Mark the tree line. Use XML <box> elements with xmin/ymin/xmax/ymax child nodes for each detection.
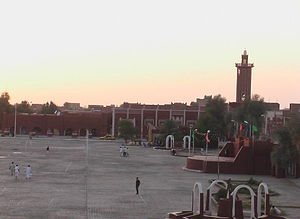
<box><xmin>0</xmin><ymin>92</ymin><xmax>59</xmax><ymax>115</ymax></box>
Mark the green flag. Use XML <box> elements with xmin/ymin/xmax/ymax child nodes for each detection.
<box><xmin>252</xmin><ymin>125</ymin><xmax>258</xmax><ymax>132</ymax></box>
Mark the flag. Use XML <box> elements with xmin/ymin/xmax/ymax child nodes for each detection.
<box><xmin>239</xmin><ymin>123</ymin><xmax>243</xmax><ymax>131</ymax></box>
<box><xmin>252</xmin><ymin>125</ymin><xmax>258</xmax><ymax>132</ymax></box>
<box><xmin>205</xmin><ymin>133</ymin><xmax>211</xmax><ymax>143</ymax></box>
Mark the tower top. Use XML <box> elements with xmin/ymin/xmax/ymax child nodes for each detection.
<box><xmin>243</xmin><ymin>49</ymin><xmax>247</xmax><ymax>55</ymax></box>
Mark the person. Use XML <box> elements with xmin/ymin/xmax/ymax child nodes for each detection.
<box><xmin>120</xmin><ymin>146</ymin><xmax>124</xmax><ymax>156</ymax></box>
<box><xmin>25</xmin><ymin>165</ymin><xmax>32</xmax><ymax>179</ymax></box>
<box><xmin>9</xmin><ymin>162</ymin><xmax>15</xmax><ymax>176</ymax></box>
<box><xmin>46</xmin><ymin>146</ymin><xmax>49</xmax><ymax>152</ymax></box>
<box><xmin>171</xmin><ymin>149</ymin><xmax>176</xmax><ymax>156</ymax></box>
<box><xmin>136</xmin><ymin>177</ymin><xmax>141</xmax><ymax>195</ymax></box>
<box><xmin>270</xmin><ymin>205</ymin><xmax>281</xmax><ymax>215</ymax></box>
<box><xmin>15</xmin><ymin>164</ymin><xmax>20</xmax><ymax>180</ymax></box>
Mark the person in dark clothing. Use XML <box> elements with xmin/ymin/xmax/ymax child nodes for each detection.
<box><xmin>136</xmin><ymin>177</ymin><xmax>141</xmax><ymax>195</ymax></box>
<box><xmin>46</xmin><ymin>146</ymin><xmax>49</xmax><ymax>151</ymax></box>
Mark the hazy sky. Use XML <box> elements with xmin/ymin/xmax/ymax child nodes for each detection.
<box><xmin>1</xmin><ymin>0</ymin><xmax>299</xmax><ymax>108</ymax></box>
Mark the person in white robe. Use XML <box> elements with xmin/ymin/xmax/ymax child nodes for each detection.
<box><xmin>15</xmin><ymin>165</ymin><xmax>20</xmax><ymax>180</ymax></box>
<box><xmin>26</xmin><ymin>165</ymin><xmax>32</xmax><ymax>179</ymax></box>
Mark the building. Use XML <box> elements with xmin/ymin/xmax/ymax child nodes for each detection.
<box><xmin>63</xmin><ymin>102</ymin><xmax>81</xmax><ymax>111</ymax></box>
<box><xmin>235</xmin><ymin>50</ymin><xmax>254</xmax><ymax>102</ymax></box>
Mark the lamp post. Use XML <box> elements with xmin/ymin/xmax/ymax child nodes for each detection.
<box><xmin>231</xmin><ymin>120</ymin><xmax>238</xmax><ymax>138</ymax></box>
<box><xmin>192</xmin><ymin>129</ymin><xmax>197</xmax><ymax>155</ymax></box>
<box><xmin>205</xmin><ymin>130</ymin><xmax>210</xmax><ymax>156</ymax></box>
<box><xmin>189</xmin><ymin>125</ymin><xmax>193</xmax><ymax>156</ymax></box>
<box><xmin>14</xmin><ymin>103</ymin><xmax>17</xmax><ymax>138</ymax></box>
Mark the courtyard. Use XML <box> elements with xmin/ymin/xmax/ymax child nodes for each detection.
<box><xmin>0</xmin><ymin>137</ymin><xmax>299</xmax><ymax>219</ymax></box>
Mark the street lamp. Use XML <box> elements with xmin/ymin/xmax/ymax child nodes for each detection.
<box><xmin>205</xmin><ymin>130</ymin><xmax>210</xmax><ymax>156</ymax></box>
<box><xmin>189</xmin><ymin>125</ymin><xmax>193</xmax><ymax>156</ymax></box>
<box><xmin>231</xmin><ymin>120</ymin><xmax>238</xmax><ymax>138</ymax></box>
<box><xmin>192</xmin><ymin>129</ymin><xmax>197</xmax><ymax>155</ymax></box>
<box><xmin>14</xmin><ymin>103</ymin><xmax>17</xmax><ymax>138</ymax></box>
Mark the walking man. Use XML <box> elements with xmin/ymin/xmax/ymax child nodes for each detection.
<box><xmin>25</xmin><ymin>165</ymin><xmax>32</xmax><ymax>179</ymax></box>
<box><xmin>9</xmin><ymin>162</ymin><xmax>15</xmax><ymax>176</ymax></box>
<box><xmin>15</xmin><ymin>164</ymin><xmax>20</xmax><ymax>180</ymax></box>
<box><xmin>136</xmin><ymin>177</ymin><xmax>141</xmax><ymax>195</ymax></box>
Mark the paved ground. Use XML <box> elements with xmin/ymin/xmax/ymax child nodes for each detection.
<box><xmin>0</xmin><ymin>137</ymin><xmax>299</xmax><ymax>219</ymax></box>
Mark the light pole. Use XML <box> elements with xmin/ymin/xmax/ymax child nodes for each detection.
<box><xmin>231</xmin><ymin>120</ymin><xmax>238</xmax><ymax>138</ymax></box>
<box><xmin>189</xmin><ymin>125</ymin><xmax>192</xmax><ymax>156</ymax></box>
<box><xmin>205</xmin><ymin>130</ymin><xmax>210</xmax><ymax>156</ymax></box>
<box><xmin>14</xmin><ymin>103</ymin><xmax>17</xmax><ymax>138</ymax></box>
<box><xmin>192</xmin><ymin>129</ymin><xmax>197</xmax><ymax>155</ymax></box>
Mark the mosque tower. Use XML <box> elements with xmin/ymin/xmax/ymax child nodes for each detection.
<box><xmin>235</xmin><ymin>50</ymin><xmax>254</xmax><ymax>102</ymax></box>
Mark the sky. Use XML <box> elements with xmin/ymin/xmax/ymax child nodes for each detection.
<box><xmin>0</xmin><ymin>0</ymin><xmax>299</xmax><ymax>109</ymax></box>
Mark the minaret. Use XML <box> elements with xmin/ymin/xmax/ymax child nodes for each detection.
<box><xmin>235</xmin><ymin>50</ymin><xmax>254</xmax><ymax>102</ymax></box>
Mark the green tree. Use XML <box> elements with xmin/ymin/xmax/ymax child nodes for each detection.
<box><xmin>0</xmin><ymin>92</ymin><xmax>13</xmax><ymax>127</ymax></box>
<box><xmin>234</xmin><ymin>94</ymin><xmax>267</xmax><ymax>135</ymax></box>
<box><xmin>159</xmin><ymin>120</ymin><xmax>187</xmax><ymax>142</ymax></box>
<box><xmin>0</xmin><ymin>92</ymin><xmax>12</xmax><ymax>113</ymax></box>
<box><xmin>17</xmin><ymin>101</ymin><xmax>32</xmax><ymax>113</ymax></box>
<box><xmin>271</xmin><ymin>127</ymin><xmax>299</xmax><ymax>170</ymax></box>
<box><xmin>195</xmin><ymin>95</ymin><xmax>228</xmax><ymax>142</ymax></box>
<box><xmin>40</xmin><ymin>101</ymin><xmax>58</xmax><ymax>114</ymax></box>
<box><xmin>117</xmin><ymin>119</ymin><xmax>137</xmax><ymax>143</ymax></box>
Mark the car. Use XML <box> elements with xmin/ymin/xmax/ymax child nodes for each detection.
<box><xmin>99</xmin><ymin>135</ymin><xmax>116</xmax><ymax>140</ymax></box>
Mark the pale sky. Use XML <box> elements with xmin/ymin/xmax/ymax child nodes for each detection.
<box><xmin>1</xmin><ymin>0</ymin><xmax>299</xmax><ymax>108</ymax></box>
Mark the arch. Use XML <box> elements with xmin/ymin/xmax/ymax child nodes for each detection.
<box><xmin>183</xmin><ymin>135</ymin><xmax>191</xmax><ymax>149</ymax></box>
<box><xmin>32</xmin><ymin>127</ymin><xmax>42</xmax><ymax>135</ymax></box>
<box><xmin>20</xmin><ymin>126</ymin><xmax>28</xmax><ymax>135</ymax></box>
<box><xmin>53</xmin><ymin>128</ymin><xmax>60</xmax><ymax>136</ymax></box>
<box><xmin>79</xmin><ymin>129</ymin><xmax>86</xmax><ymax>136</ymax></box>
<box><xmin>193</xmin><ymin>182</ymin><xmax>204</xmax><ymax>215</ymax></box>
<box><xmin>206</xmin><ymin>180</ymin><xmax>228</xmax><ymax>212</ymax></box>
<box><xmin>165</xmin><ymin>135</ymin><xmax>174</xmax><ymax>149</ymax></box>
<box><xmin>91</xmin><ymin>128</ymin><xmax>97</xmax><ymax>137</ymax></box>
<box><xmin>257</xmin><ymin>182</ymin><xmax>269</xmax><ymax>216</ymax></box>
<box><xmin>231</xmin><ymin>185</ymin><xmax>256</xmax><ymax>219</ymax></box>
<box><xmin>64</xmin><ymin>128</ymin><xmax>73</xmax><ymax>136</ymax></box>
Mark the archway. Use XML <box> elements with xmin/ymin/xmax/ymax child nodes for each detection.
<box><xmin>64</xmin><ymin>128</ymin><xmax>73</xmax><ymax>136</ymax></box>
<box><xmin>165</xmin><ymin>135</ymin><xmax>174</xmax><ymax>149</ymax></box>
<box><xmin>20</xmin><ymin>126</ymin><xmax>28</xmax><ymax>135</ymax></box>
<box><xmin>32</xmin><ymin>127</ymin><xmax>42</xmax><ymax>135</ymax></box>
<box><xmin>257</xmin><ymin>182</ymin><xmax>269</xmax><ymax>217</ymax></box>
<box><xmin>206</xmin><ymin>180</ymin><xmax>228</xmax><ymax>212</ymax></box>
<box><xmin>192</xmin><ymin>182</ymin><xmax>204</xmax><ymax>215</ymax></box>
<box><xmin>231</xmin><ymin>185</ymin><xmax>256</xmax><ymax>219</ymax></box>
<box><xmin>79</xmin><ymin>129</ymin><xmax>86</xmax><ymax>136</ymax></box>
<box><xmin>183</xmin><ymin>135</ymin><xmax>191</xmax><ymax>149</ymax></box>
<box><xmin>53</xmin><ymin>129</ymin><xmax>60</xmax><ymax>136</ymax></box>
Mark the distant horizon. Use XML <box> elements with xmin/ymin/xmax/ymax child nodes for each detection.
<box><xmin>1</xmin><ymin>1</ymin><xmax>299</xmax><ymax>109</ymax></box>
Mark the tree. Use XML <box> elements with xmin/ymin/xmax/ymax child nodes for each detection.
<box><xmin>40</xmin><ymin>101</ymin><xmax>58</xmax><ymax>114</ymax></box>
<box><xmin>159</xmin><ymin>120</ymin><xmax>187</xmax><ymax>142</ymax></box>
<box><xmin>194</xmin><ymin>95</ymin><xmax>228</xmax><ymax>145</ymax></box>
<box><xmin>234</xmin><ymin>94</ymin><xmax>267</xmax><ymax>135</ymax></box>
<box><xmin>0</xmin><ymin>92</ymin><xmax>12</xmax><ymax>113</ymax></box>
<box><xmin>17</xmin><ymin>101</ymin><xmax>32</xmax><ymax>113</ymax></box>
<box><xmin>118</xmin><ymin>119</ymin><xmax>137</xmax><ymax>143</ymax></box>
<box><xmin>271</xmin><ymin>127</ymin><xmax>299</xmax><ymax>170</ymax></box>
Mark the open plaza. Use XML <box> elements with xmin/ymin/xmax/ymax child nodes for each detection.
<box><xmin>0</xmin><ymin>137</ymin><xmax>299</xmax><ymax>219</ymax></box>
